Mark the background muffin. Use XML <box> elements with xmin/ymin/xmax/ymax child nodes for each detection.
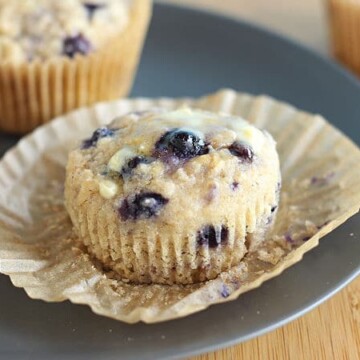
<box><xmin>65</xmin><ymin>108</ymin><xmax>281</xmax><ymax>285</ymax></box>
<box><xmin>0</xmin><ymin>0</ymin><xmax>152</xmax><ymax>133</ymax></box>
<box><xmin>327</xmin><ymin>0</ymin><xmax>360</xmax><ymax>76</ymax></box>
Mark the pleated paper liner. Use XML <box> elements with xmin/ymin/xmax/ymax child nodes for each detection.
<box><xmin>327</xmin><ymin>0</ymin><xmax>360</xmax><ymax>76</ymax></box>
<box><xmin>0</xmin><ymin>0</ymin><xmax>152</xmax><ymax>134</ymax></box>
<box><xmin>0</xmin><ymin>89</ymin><xmax>359</xmax><ymax>323</ymax></box>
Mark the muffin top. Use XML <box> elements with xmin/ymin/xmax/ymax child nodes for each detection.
<box><xmin>74</xmin><ymin>108</ymin><xmax>279</xmax><ymax>227</ymax></box>
<box><xmin>0</xmin><ymin>0</ymin><xmax>131</xmax><ymax>63</ymax></box>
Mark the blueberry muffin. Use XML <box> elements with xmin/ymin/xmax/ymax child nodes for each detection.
<box><xmin>65</xmin><ymin>108</ymin><xmax>281</xmax><ymax>285</ymax></box>
<box><xmin>0</xmin><ymin>0</ymin><xmax>152</xmax><ymax>133</ymax></box>
<box><xmin>0</xmin><ymin>0</ymin><xmax>131</xmax><ymax>62</ymax></box>
<box><xmin>327</xmin><ymin>0</ymin><xmax>360</xmax><ymax>76</ymax></box>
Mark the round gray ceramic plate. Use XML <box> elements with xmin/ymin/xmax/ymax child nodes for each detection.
<box><xmin>0</xmin><ymin>3</ymin><xmax>360</xmax><ymax>360</ymax></box>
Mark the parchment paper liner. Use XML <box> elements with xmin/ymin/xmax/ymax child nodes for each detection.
<box><xmin>327</xmin><ymin>0</ymin><xmax>360</xmax><ymax>76</ymax></box>
<box><xmin>0</xmin><ymin>89</ymin><xmax>359</xmax><ymax>323</ymax></box>
<box><xmin>0</xmin><ymin>0</ymin><xmax>152</xmax><ymax>134</ymax></box>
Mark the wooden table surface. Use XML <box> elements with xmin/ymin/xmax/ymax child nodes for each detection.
<box><xmin>162</xmin><ymin>1</ymin><xmax>360</xmax><ymax>359</ymax></box>
<box><xmin>191</xmin><ymin>279</ymin><xmax>360</xmax><ymax>359</ymax></box>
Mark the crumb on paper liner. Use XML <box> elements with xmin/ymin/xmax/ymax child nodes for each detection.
<box><xmin>0</xmin><ymin>89</ymin><xmax>359</xmax><ymax>323</ymax></box>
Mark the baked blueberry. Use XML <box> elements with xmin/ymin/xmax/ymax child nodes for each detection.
<box><xmin>221</xmin><ymin>285</ymin><xmax>230</xmax><ymax>298</ymax></box>
<box><xmin>119</xmin><ymin>192</ymin><xmax>169</xmax><ymax>220</ymax></box>
<box><xmin>82</xmin><ymin>127</ymin><xmax>115</xmax><ymax>149</ymax></box>
<box><xmin>311</xmin><ymin>172</ymin><xmax>335</xmax><ymax>186</ymax></box>
<box><xmin>229</xmin><ymin>141</ymin><xmax>254</xmax><ymax>162</ymax></box>
<box><xmin>154</xmin><ymin>128</ymin><xmax>209</xmax><ymax>160</ymax></box>
<box><xmin>63</xmin><ymin>34</ymin><xmax>92</xmax><ymax>58</ymax></box>
<box><xmin>83</xmin><ymin>2</ymin><xmax>105</xmax><ymax>19</ymax></box>
<box><xmin>197</xmin><ymin>225</ymin><xmax>229</xmax><ymax>248</ymax></box>
<box><xmin>285</xmin><ymin>233</ymin><xmax>294</xmax><ymax>243</ymax></box>
<box><xmin>266</xmin><ymin>215</ymin><xmax>273</xmax><ymax>225</ymax></box>
<box><xmin>121</xmin><ymin>156</ymin><xmax>154</xmax><ymax>177</ymax></box>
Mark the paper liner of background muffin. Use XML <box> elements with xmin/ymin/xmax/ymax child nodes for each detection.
<box><xmin>0</xmin><ymin>0</ymin><xmax>152</xmax><ymax>134</ymax></box>
<box><xmin>0</xmin><ymin>89</ymin><xmax>359</xmax><ymax>323</ymax></box>
<box><xmin>327</xmin><ymin>0</ymin><xmax>360</xmax><ymax>76</ymax></box>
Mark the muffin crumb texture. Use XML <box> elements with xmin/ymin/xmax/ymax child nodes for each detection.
<box><xmin>0</xmin><ymin>0</ymin><xmax>131</xmax><ymax>62</ymax></box>
<box><xmin>65</xmin><ymin>108</ymin><xmax>281</xmax><ymax>284</ymax></box>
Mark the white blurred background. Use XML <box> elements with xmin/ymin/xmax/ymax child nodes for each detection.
<box><xmin>161</xmin><ymin>0</ymin><xmax>328</xmax><ymax>55</ymax></box>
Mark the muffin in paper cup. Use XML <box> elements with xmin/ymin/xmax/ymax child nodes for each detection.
<box><xmin>327</xmin><ymin>0</ymin><xmax>360</xmax><ymax>76</ymax></box>
<box><xmin>0</xmin><ymin>0</ymin><xmax>152</xmax><ymax>134</ymax></box>
<box><xmin>0</xmin><ymin>89</ymin><xmax>359</xmax><ymax>323</ymax></box>
<box><xmin>64</xmin><ymin>108</ymin><xmax>281</xmax><ymax>285</ymax></box>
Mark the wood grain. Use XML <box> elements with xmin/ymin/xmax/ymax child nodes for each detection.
<box><xmin>190</xmin><ymin>277</ymin><xmax>360</xmax><ymax>360</ymax></box>
<box><xmin>161</xmin><ymin>1</ymin><xmax>360</xmax><ymax>359</ymax></box>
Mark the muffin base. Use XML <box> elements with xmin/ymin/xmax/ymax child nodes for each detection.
<box><xmin>82</xmin><ymin>210</ymin><xmax>277</xmax><ymax>285</ymax></box>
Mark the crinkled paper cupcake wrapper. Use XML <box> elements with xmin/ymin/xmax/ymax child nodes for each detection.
<box><xmin>0</xmin><ymin>89</ymin><xmax>359</xmax><ymax>323</ymax></box>
<box><xmin>0</xmin><ymin>0</ymin><xmax>152</xmax><ymax>134</ymax></box>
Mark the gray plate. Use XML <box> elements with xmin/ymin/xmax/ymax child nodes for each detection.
<box><xmin>0</xmin><ymin>3</ymin><xmax>359</xmax><ymax>360</ymax></box>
